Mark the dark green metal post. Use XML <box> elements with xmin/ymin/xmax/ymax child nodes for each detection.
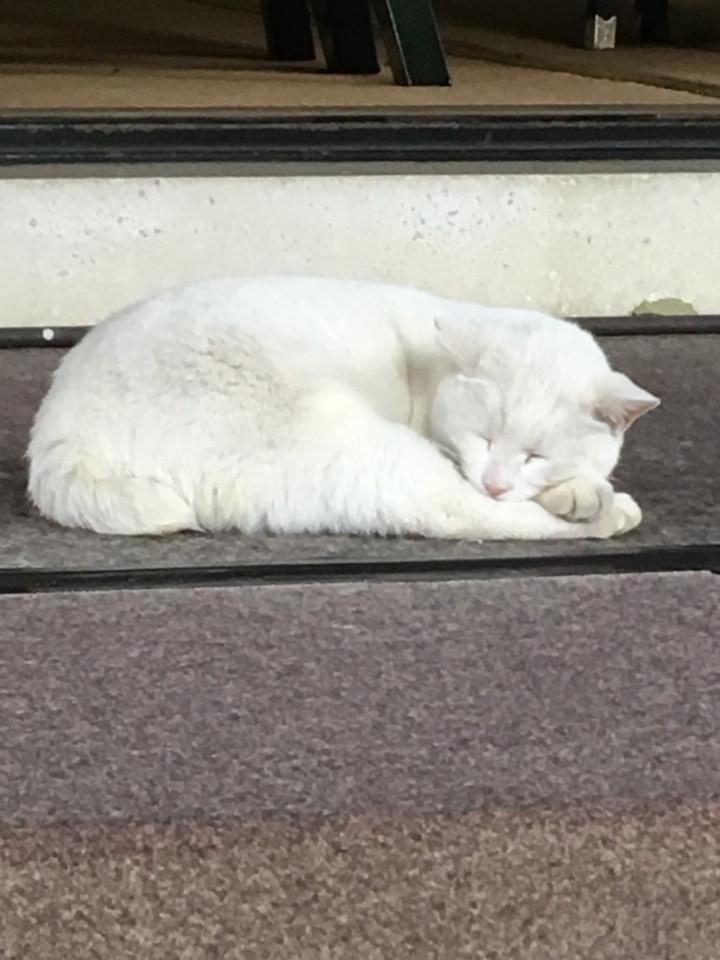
<box><xmin>372</xmin><ymin>0</ymin><xmax>450</xmax><ymax>86</ymax></box>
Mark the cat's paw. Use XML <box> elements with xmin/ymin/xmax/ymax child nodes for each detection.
<box><xmin>585</xmin><ymin>492</ymin><xmax>642</xmax><ymax>538</ymax></box>
<box><xmin>611</xmin><ymin>492</ymin><xmax>643</xmax><ymax>534</ymax></box>
<box><xmin>536</xmin><ymin>477</ymin><xmax>613</xmax><ymax>522</ymax></box>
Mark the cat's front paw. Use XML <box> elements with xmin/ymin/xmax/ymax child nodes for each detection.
<box><xmin>536</xmin><ymin>477</ymin><xmax>614</xmax><ymax>522</ymax></box>
<box><xmin>585</xmin><ymin>492</ymin><xmax>642</xmax><ymax>538</ymax></box>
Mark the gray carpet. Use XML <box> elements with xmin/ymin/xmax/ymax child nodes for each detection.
<box><xmin>2</xmin><ymin>572</ymin><xmax>718</xmax><ymax>829</ymax></box>
<box><xmin>4</xmin><ymin>805</ymin><xmax>720</xmax><ymax>959</ymax></box>
<box><xmin>3</xmin><ymin>571</ymin><xmax>720</xmax><ymax>958</ymax></box>
<box><xmin>1</xmin><ymin>334</ymin><xmax>718</xmax><ymax>572</ymax></box>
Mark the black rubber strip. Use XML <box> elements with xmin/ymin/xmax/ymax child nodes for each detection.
<box><xmin>1</xmin><ymin>543</ymin><xmax>718</xmax><ymax>595</ymax></box>
<box><xmin>579</xmin><ymin>315</ymin><xmax>720</xmax><ymax>336</ymax></box>
<box><xmin>1</xmin><ymin>315</ymin><xmax>719</xmax><ymax>349</ymax></box>
<box><xmin>2</xmin><ymin>109</ymin><xmax>720</xmax><ymax>167</ymax></box>
<box><xmin>0</xmin><ymin>327</ymin><xmax>87</xmax><ymax>348</ymax></box>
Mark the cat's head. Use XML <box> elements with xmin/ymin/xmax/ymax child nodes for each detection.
<box><xmin>430</xmin><ymin>312</ymin><xmax>659</xmax><ymax>502</ymax></box>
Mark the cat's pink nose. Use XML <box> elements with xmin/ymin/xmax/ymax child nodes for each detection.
<box><xmin>485</xmin><ymin>480</ymin><xmax>511</xmax><ymax>499</ymax></box>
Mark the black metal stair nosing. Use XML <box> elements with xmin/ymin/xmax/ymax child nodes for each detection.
<box><xmin>1</xmin><ymin>542</ymin><xmax>718</xmax><ymax>596</ymax></box>
<box><xmin>2</xmin><ymin>109</ymin><xmax>720</xmax><ymax>168</ymax></box>
<box><xmin>1</xmin><ymin>316</ymin><xmax>719</xmax><ymax>350</ymax></box>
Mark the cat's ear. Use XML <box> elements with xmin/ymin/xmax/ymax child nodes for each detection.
<box><xmin>434</xmin><ymin>316</ymin><xmax>483</xmax><ymax>372</ymax></box>
<box><xmin>594</xmin><ymin>371</ymin><xmax>660</xmax><ymax>432</ymax></box>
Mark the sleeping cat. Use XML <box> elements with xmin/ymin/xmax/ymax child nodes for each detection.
<box><xmin>28</xmin><ymin>276</ymin><xmax>659</xmax><ymax>540</ymax></box>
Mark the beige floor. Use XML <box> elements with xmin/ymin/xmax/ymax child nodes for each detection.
<box><xmin>444</xmin><ymin>22</ymin><xmax>720</xmax><ymax>100</ymax></box>
<box><xmin>0</xmin><ymin>3</ymin><xmax>717</xmax><ymax>109</ymax></box>
<box><xmin>0</xmin><ymin>56</ymin><xmax>712</xmax><ymax>109</ymax></box>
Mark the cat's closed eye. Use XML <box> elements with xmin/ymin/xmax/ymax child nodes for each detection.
<box><xmin>525</xmin><ymin>453</ymin><xmax>545</xmax><ymax>463</ymax></box>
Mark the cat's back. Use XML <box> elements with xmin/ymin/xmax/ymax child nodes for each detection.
<box><xmin>67</xmin><ymin>274</ymin><xmax>420</xmax><ymax>368</ymax></box>
<box><xmin>49</xmin><ymin>275</ymin><xmax>427</xmax><ymax>415</ymax></box>
<box><xmin>33</xmin><ymin>275</ymin><xmax>431</xmax><ymax>445</ymax></box>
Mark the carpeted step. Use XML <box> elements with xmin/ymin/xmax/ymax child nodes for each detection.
<box><xmin>1</xmin><ymin>330</ymin><xmax>719</xmax><ymax>582</ymax></box>
<box><xmin>2</xmin><ymin>570</ymin><xmax>719</xmax><ymax>956</ymax></box>
<box><xmin>4</xmin><ymin>805</ymin><xmax>720</xmax><ymax>959</ymax></box>
<box><xmin>2</xmin><ymin>324</ymin><xmax>719</xmax><ymax>957</ymax></box>
<box><xmin>2</xmin><ymin>572</ymin><xmax>719</xmax><ymax>829</ymax></box>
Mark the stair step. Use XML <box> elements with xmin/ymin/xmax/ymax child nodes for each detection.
<box><xmin>1</xmin><ymin>329</ymin><xmax>718</xmax><ymax>587</ymax></box>
<box><xmin>2</xmin><ymin>570</ymin><xmax>718</xmax><ymax>830</ymax></box>
<box><xmin>3</xmin><ymin>107</ymin><xmax>719</xmax><ymax>959</ymax></box>
<box><xmin>3</xmin><ymin>802</ymin><xmax>719</xmax><ymax>957</ymax></box>
<box><xmin>2</xmin><ymin>164</ymin><xmax>720</xmax><ymax>327</ymax></box>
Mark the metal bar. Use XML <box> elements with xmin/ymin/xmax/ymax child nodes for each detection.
<box><xmin>3</xmin><ymin>317</ymin><xmax>720</xmax><ymax>350</ymax></box>
<box><xmin>637</xmin><ymin>0</ymin><xmax>670</xmax><ymax>42</ymax></box>
<box><xmin>309</xmin><ymin>0</ymin><xmax>379</xmax><ymax>74</ymax></box>
<box><xmin>1</xmin><ymin>542</ymin><xmax>718</xmax><ymax>595</ymax></box>
<box><xmin>373</xmin><ymin>0</ymin><xmax>450</xmax><ymax>85</ymax></box>
<box><xmin>261</xmin><ymin>0</ymin><xmax>316</xmax><ymax>61</ymax></box>
<box><xmin>3</xmin><ymin>111</ymin><xmax>720</xmax><ymax>168</ymax></box>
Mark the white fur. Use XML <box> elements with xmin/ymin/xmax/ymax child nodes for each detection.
<box><xmin>27</xmin><ymin>276</ymin><xmax>658</xmax><ymax>539</ymax></box>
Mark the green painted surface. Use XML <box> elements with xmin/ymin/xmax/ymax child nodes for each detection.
<box><xmin>632</xmin><ymin>297</ymin><xmax>698</xmax><ymax>316</ymax></box>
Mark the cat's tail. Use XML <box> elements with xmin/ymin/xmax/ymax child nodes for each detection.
<box><xmin>27</xmin><ymin>449</ymin><xmax>199</xmax><ymax>535</ymax></box>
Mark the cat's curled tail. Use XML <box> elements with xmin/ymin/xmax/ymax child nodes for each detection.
<box><xmin>27</xmin><ymin>445</ymin><xmax>199</xmax><ymax>535</ymax></box>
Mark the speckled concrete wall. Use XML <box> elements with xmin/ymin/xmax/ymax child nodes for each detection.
<box><xmin>2</xmin><ymin>171</ymin><xmax>717</xmax><ymax>327</ymax></box>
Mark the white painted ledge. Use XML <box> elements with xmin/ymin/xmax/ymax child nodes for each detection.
<box><xmin>1</xmin><ymin>171</ymin><xmax>716</xmax><ymax>327</ymax></box>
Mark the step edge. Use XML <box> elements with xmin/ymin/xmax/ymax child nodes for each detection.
<box><xmin>2</xmin><ymin>542</ymin><xmax>718</xmax><ymax>596</ymax></box>
<box><xmin>2</xmin><ymin>315</ymin><xmax>720</xmax><ymax>349</ymax></box>
<box><xmin>4</xmin><ymin>109</ymin><xmax>720</xmax><ymax>169</ymax></box>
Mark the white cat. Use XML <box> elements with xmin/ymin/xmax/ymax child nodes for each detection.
<box><xmin>28</xmin><ymin>276</ymin><xmax>659</xmax><ymax>540</ymax></box>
